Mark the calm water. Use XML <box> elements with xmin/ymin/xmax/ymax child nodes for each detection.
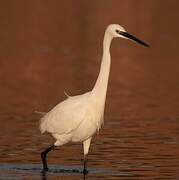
<box><xmin>0</xmin><ymin>0</ymin><xmax>179</xmax><ymax>179</ymax></box>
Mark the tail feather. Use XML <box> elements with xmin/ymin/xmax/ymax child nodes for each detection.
<box><xmin>39</xmin><ymin>117</ymin><xmax>47</xmax><ymax>134</ymax></box>
<box><xmin>35</xmin><ymin>110</ymin><xmax>47</xmax><ymax>134</ymax></box>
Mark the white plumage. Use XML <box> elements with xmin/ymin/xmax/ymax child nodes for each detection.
<box><xmin>40</xmin><ymin>91</ymin><xmax>104</xmax><ymax>145</ymax></box>
<box><xmin>39</xmin><ymin>24</ymin><xmax>149</xmax><ymax>173</ymax></box>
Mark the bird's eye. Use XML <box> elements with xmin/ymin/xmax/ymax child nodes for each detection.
<box><xmin>116</xmin><ymin>30</ymin><xmax>120</xmax><ymax>33</ymax></box>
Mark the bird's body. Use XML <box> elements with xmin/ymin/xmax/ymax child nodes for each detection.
<box><xmin>40</xmin><ymin>91</ymin><xmax>104</xmax><ymax>145</ymax></box>
<box><xmin>39</xmin><ymin>24</ymin><xmax>149</xmax><ymax>173</ymax></box>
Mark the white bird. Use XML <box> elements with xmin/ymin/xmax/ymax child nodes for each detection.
<box><xmin>39</xmin><ymin>24</ymin><xmax>149</xmax><ymax>173</ymax></box>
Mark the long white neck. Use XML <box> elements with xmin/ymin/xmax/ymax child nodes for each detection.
<box><xmin>92</xmin><ymin>32</ymin><xmax>113</xmax><ymax>101</ymax></box>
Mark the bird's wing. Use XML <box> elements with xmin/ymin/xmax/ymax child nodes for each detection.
<box><xmin>40</xmin><ymin>93</ymin><xmax>90</xmax><ymax>134</ymax></box>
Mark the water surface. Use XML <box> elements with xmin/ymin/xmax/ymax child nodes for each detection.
<box><xmin>0</xmin><ymin>0</ymin><xmax>179</xmax><ymax>179</ymax></box>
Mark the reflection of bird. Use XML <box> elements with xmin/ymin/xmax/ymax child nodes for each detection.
<box><xmin>41</xmin><ymin>168</ymin><xmax>87</xmax><ymax>180</ymax></box>
<box><xmin>39</xmin><ymin>24</ymin><xmax>149</xmax><ymax>174</ymax></box>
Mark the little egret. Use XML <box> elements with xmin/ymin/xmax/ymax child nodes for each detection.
<box><xmin>39</xmin><ymin>24</ymin><xmax>149</xmax><ymax>173</ymax></box>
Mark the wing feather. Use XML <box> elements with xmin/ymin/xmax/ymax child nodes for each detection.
<box><xmin>40</xmin><ymin>92</ymin><xmax>90</xmax><ymax>134</ymax></box>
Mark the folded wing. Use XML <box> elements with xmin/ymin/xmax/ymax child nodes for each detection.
<box><xmin>40</xmin><ymin>93</ymin><xmax>90</xmax><ymax>135</ymax></box>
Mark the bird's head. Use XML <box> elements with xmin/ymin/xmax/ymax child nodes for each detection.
<box><xmin>106</xmin><ymin>24</ymin><xmax>149</xmax><ymax>47</ymax></box>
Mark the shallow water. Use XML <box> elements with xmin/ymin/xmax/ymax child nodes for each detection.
<box><xmin>0</xmin><ymin>0</ymin><xmax>179</xmax><ymax>179</ymax></box>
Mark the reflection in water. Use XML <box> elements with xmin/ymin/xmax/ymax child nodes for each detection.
<box><xmin>41</xmin><ymin>171</ymin><xmax>46</xmax><ymax>180</ymax></box>
<box><xmin>1</xmin><ymin>163</ymin><xmax>128</xmax><ymax>180</ymax></box>
<box><xmin>40</xmin><ymin>167</ymin><xmax>88</xmax><ymax>180</ymax></box>
<box><xmin>41</xmin><ymin>170</ymin><xmax>86</xmax><ymax>180</ymax></box>
<box><xmin>0</xmin><ymin>0</ymin><xmax>179</xmax><ymax>179</ymax></box>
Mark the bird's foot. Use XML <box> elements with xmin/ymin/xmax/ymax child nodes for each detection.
<box><xmin>44</xmin><ymin>168</ymin><xmax>49</xmax><ymax>171</ymax></box>
<box><xmin>42</xmin><ymin>166</ymin><xmax>49</xmax><ymax>172</ymax></box>
<box><xmin>83</xmin><ymin>168</ymin><xmax>88</xmax><ymax>175</ymax></box>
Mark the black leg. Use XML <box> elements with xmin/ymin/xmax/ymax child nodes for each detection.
<box><xmin>41</xmin><ymin>144</ymin><xmax>55</xmax><ymax>171</ymax></box>
<box><xmin>83</xmin><ymin>156</ymin><xmax>88</xmax><ymax>174</ymax></box>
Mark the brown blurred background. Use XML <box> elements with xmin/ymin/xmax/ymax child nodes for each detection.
<box><xmin>0</xmin><ymin>1</ymin><xmax>179</xmax><ymax>179</ymax></box>
<box><xmin>0</xmin><ymin>0</ymin><xmax>178</xmax><ymax>118</ymax></box>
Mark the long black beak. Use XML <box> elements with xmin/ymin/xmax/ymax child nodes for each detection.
<box><xmin>119</xmin><ymin>31</ymin><xmax>149</xmax><ymax>47</ymax></box>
